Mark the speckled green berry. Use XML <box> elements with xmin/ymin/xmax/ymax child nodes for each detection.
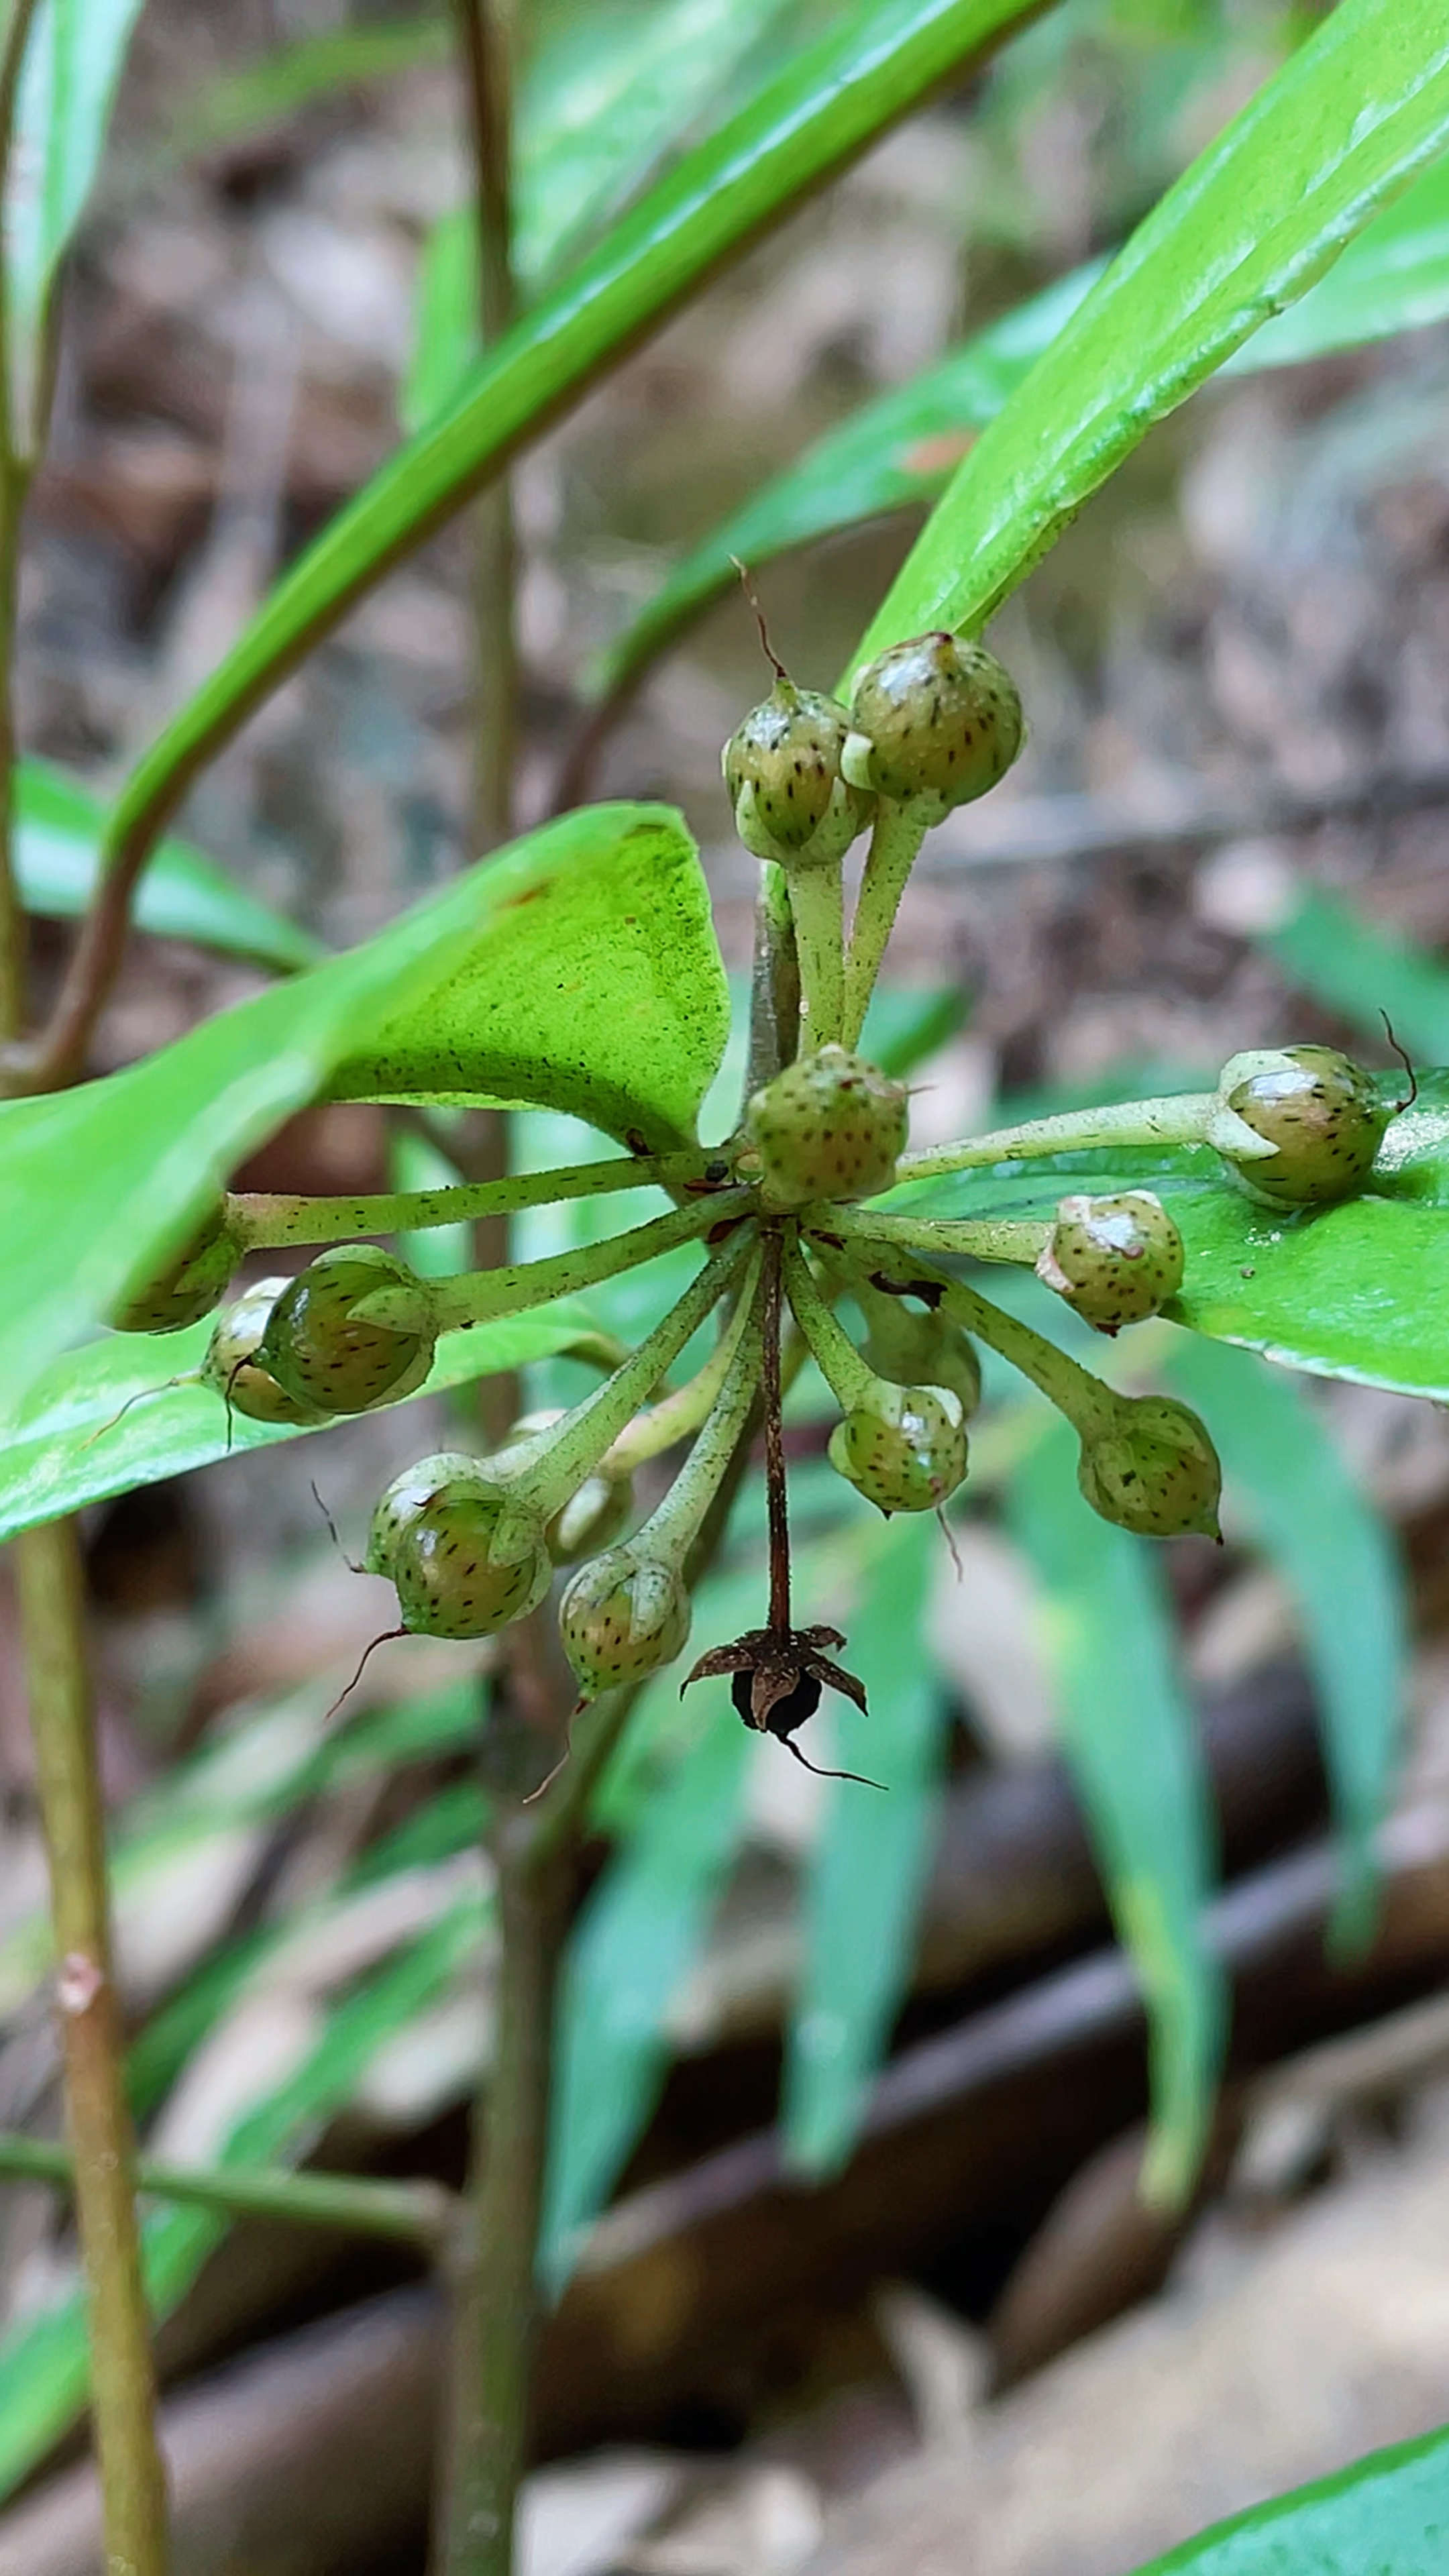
<box><xmin>744</xmin><ymin>1044</ymin><xmax>908</xmax><ymax>1212</ymax></box>
<box><xmin>201</xmin><ymin>1279</ymin><xmax>331</xmax><ymax>1426</ymax></box>
<box><xmin>365</xmin><ymin>1452</ymin><xmax>490</xmax><ymax>1579</ymax></box>
<box><xmin>860</xmin><ymin>1302</ymin><xmax>981</xmax><ymax>1417</ymax></box>
<box><xmin>1036</xmin><ymin>1191</ymin><xmax>1185</xmax><ymax>1335</ymax></box>
<box><xmin>558</xmin><ymin>1549</ymin><xmax>692</xmax><ymax>1699</ymax></box>
<box><xmin>367</xmin><ymin>1458</ymin><xmax>551</xmax><ymax>1641</ymax></box>
<box><xmin>260</xmin><ymin>1244</ymin><xmax>435</xmax><ymax>1415</ymax></box>
<box><xmin>112</xmin><ymin>1205</ymin><xmax>238</xmax><ymax>1333</ymax></box>
<box><xmin>1077</xmin><ymin>1396</ymin><xmax>1222</xmax><ymax>1540</ymax></box>
<box><xmin>827</xmin><ymin>1382</ymin><xmax>968</xmax><ymax>1515</ymax></box>
<box><xmin>1210</xmin><ymin>1046</ymin><xmax>1390</xmax><ymax>1208</ymax></box>
<box><xmin>842</xmin><ymin>631</ymin><xmax>1023</xmax><ymax>822</ymax></box>
<box><xmin>723</xmin><ymin>680</ymin><xmax>872</xmax><ymax>864</ymax></box>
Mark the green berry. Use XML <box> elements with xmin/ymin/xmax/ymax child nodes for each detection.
<box><xmin>744</xmin><ymin>1044</ymin><xmax>908</xmax><ymax>1212</ymax></box>
<box><xmin>201</xmin><ymin>1279</ymin><xmax>331</xmax><ymax>1426</ymax></box>
<box><xmin>112</xmin><ymin>1205</ymin><xmax>237</xmax><ymax>1333</ymax></box>
<box><xmin>842</xmin><ymin>631</ymin><xmax>1023</xmax><ymax>822</ymax></box>
<box><xmin>1077</xmin><ymin>1396</ymin><xmax>1222</xmax><ymax>1540</ymax></box>
<box><xmin>367</xmin><ymin>1456</ymin><xmax>551</xmax><ymax>1641</ymax></box>
<box><xmin>260</xmin><ymin>1244</ymin><xmax>435</xmax><ymax>1415</ymax></box>
<box><xmin>860</xmin><ymin>1301</ymin><xmax>981</xmax><ymax>1417</ymax></box>
<box><xmin>722</xmin><ymin>680</ymin><xmax>871</xmax><ymax>864</ymax></box>
<box><xmin>1036</xmin><ymin>1191</ymin><xmax>1185</xmax><ymax>1335</ymax></box>
<box><xmin>558</xmin><ymin>1548</ymin><xmax>692</xmax><ymax>1699</ymax></box>
<box><xmin>1210</xmin><ymin>1046</ymin><xmax>1390</xmax><ymax>1207</ymax></box>
<box><xmin>827</xmin><ymin>1382</ymin><xmax>968</xmax><ymax>1515</ymax></box>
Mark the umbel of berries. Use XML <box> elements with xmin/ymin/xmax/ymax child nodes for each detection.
<box><xmin>558</xmin><ymin>1548</ymin><xmax>692</xmax><ymax>1701</ymax></box>
<box><xmin>1036</xmin><ymin>1191</ymin><xmax>1185</xmax><ymax>1334</ymax></box>
<box><xmin>202</xmin><ymin>1279</ymin><xmax>330</xmax><ymax>1427</ymax></box>
<box><xmin>828</xmin><ymin>1381</ymin><xmax>969</xmax><ymax>1516</ymax></box>
<box><xmin>1077</xmin><ymin>1395</ymin><xmax>1222</xmax><ymax>1541</ymax></box>
<box><xmin>842</xmin><ymin>629</ymin><xmax>1024</xmax><ymax>824</ymax></box>
<box><xmin>723</xmin><ymin>677</ymin><xmax>873</xmax><ymax>867</ymax></box>
<box><xmin>113</xmin><ymin>1205</ymin><xmax>238</xmax><ymax>1333</ymax></box>
<box><xmin>366</xmin><ymin>1454</ymin><xmax>551</xmax><ymax>1640</ymax></box>
<box><xmin>260</xmin><ymin>1243</ymin><xmax>435</xmax><ymax>1415</ymax></box>
<box><xmin>1208</xmin><ymin>1045</ymin><xmax>1391</xmax><ymax>1208</ymax></box>
<box><xmin>744</xmin><ymin>1044</ymin><xmax>908</xmax><ymax>1211</ymax></box>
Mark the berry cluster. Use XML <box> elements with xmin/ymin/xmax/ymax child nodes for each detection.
<box><xmin>107</xmin><ymin>622</ymin><xmax>1404</xmax><ymax>1784</ymax></box>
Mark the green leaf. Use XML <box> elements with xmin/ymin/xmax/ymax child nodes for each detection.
<box><xmin>1165</xmin><ymin>1336</ymin><xmax>1406</xmax><ymax>1949</ymax></box>
<box><xmin>0</xmin><ymin>1303</ymin><xmax>599</xmax><ymax>1547</ymax></box>
<box><xmin>1126</xmin><ymin>2420</ymin><xmax>1449</xmax><ymax>2575</ymax></box>
<box><xmin>0</xmin><ymin>802</ymin><xmax>715</xmax><ymax>1417</ymax></box>
<box><xmin>13</xmin><ymin>761</ymin><xmax>321</xmax><ymax>971</ymax></box>
<box><xmin>109</xmin><ymin>0</ymin><xmax>1047</xmax><ymax>835</ymax></box>
<box><xmin>1258</xmin><ymin>885</ymin><xmax>1449</xmax><ymax>1065</ymax></box>
<box><xmin>1007</xmin><ymin>1415</ymin><xmax>1223</xmax><ymax>2202</ymax></box>
<box><xmin>891</xmin><ymin>1069</ymin><xmax>1449</xmax><ymax>1400</ymax></box>
<box><xmin>783</xmin><ymin>1511</ymin><xmax>946</xmax><ymax>2176</ymax></box>
<box><xmin>596</xmin><ymin>145</ymin><xmax>1449</xmax><ymax>701</ymax></box>
<box><xmin>6</xmin><ymin>0</ymin><xmax>148</xmax><ymax>430</ymax></box>
<box><xmin>849</xmin><ymin>0</ymin><xmax>1449</xmax><ymax>674</ymax></box>
<box><xmin>541</xmin><ymin>1688</ymin><xmax>752</xmax><ymax>2291</ymax></box>
<box><xmin>405</xmin><ymin>0</ymin><xmax>803</xmax><ymax>431</ymax></box>
<box><xmin>0</xmin><ymin>1903</ymin><xmax>479</xmax><ymax>2503</ymax></box>
<box><xmin>327</xmin><ymin>806</ymin><xmax>728</xmax><ymax>1139</ymax></box>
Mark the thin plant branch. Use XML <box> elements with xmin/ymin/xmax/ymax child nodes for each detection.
<box><xmin>16</xmin><ymin>1525</ymin><xmax>169</xmax><ymax>2576</ymax></box>
<box><xmin>0</xmin><ymin>2131</ymin><xmax>455</xmax><ymax>2253</ymax></box>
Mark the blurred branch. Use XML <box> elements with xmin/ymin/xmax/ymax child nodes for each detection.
<box><xmin>0</xmin><ymin>2134</ymin><xmax>455</xmax><ymax>2255</ymax></box>
<box><xmin>455</xmin><ymin>0</ymin><xmax>518</xmax><ymax>850</ymax></box>
<box><xmin>17</xmin><ymin>1525</ymin><xmax>169</xmax><ymax>2576</ymax></box>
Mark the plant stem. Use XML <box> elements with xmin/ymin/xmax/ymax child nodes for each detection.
<box><xmin>407</xmin><ymin>1195</ymin><xmax>752</xmax><ymax>1336</ymax></box>
<box><xmin>227</xmin><ymin>1146</ymin><xmax>712</xmax><ymax>1252</ymax></box>
<box><xmin>782</xmin><ymin>857</ymin><xmax>845</xmax><ymax>1049</ymax></box>
<box><xmin>453</xmin><ymin>0</ymin><xmax>517</xmax><ymax>849</ymax></box>
<box><xmin>16</xmin><ymin>1523</ymin><xmax>169</xmax><ymax>2575</ymax></box>
<box><xmin>832</xmin><ymin>1208</ymin><xmax>1048</xmax><ymax>1265</ymax></box>
<box><xmin>840</xmin><ymin>797</ymin><xmax>928</xmax><ymax>1050</ymax></box>
<box><xmin>893</xmin><ymin>1092</ymin><xmax>1225</xmax><ymax>1182</ymax></box>
<box><xmin>744</xmin><ymin>863</ymin><xmax>800</xmax><ymax>1107</ymax></box>
<box><xmin>780</xmin><ymin>1234</ymin><xmax>873</xmax><ymax>1410</ymax></box>
<box><xmin>760</xmin><ymin>1230</ymin><xmax>792</xmax><ymax>1632</ymax></box>
<box><xmin>602</xmin><ymin>1256</ymin><xmax>761</xmax><ymax>1475</ymax></box>
<box><xmin>435</xmin><ymin>1804</ymin><xmax>566</xmax><ymax>2576</ymax></box>
<box><xmin>0</xmin><ymin>2131</ymin><xmax>455</xmax><ymax>2252</ymax></box>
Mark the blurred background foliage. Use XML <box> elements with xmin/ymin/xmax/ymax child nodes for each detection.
<box><xmin>6</xmin><ymin>1</ymin><xmax>1449</xmax><ymax>2569</ymax></box>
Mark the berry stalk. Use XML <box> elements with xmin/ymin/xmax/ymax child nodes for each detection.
<box><xmin>831</xmin><ymin>1207</ymin><xmax>1049</xmax><ymax>1267</ymax></box>
<box><xmin>830</xmin><ymin>1231</ymin><xmax>1118</xmax><ymax>1443</ymax></box>
<box><xmin>780</xmin><ymin>851</ymin><xmax>845</xmax><ymax>1047</ymax></box>
<box><xmin>894</xmin><ymin>1089</ymin><xmax>1274</xmax><ymax>1183</ymax></box>
<box><xmin>839</xmin><ymin>796</ymin><xmax>929</xmax><ymax>1049</ymax></box>
<box><xmin>227</xmin><ymin>1146</ymin><xmax>718</xmax><ymax>1250</ymax></box>
<box><xmin>359</xmin><ymin>1193</ymin><xmax>752</xmax><ymax>1336</ymax></box>
<box><xmin>603</xmin><ymin>1254</ymin><xmax>765</xmax><ymax>1477</ymax></box>
<box><xmin>780</xmin><ymin>1233</ymin><xmax>875</xmax><ymax>1413</ymax></box>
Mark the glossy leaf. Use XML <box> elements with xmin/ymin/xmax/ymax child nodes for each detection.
<box><xmin>849</xmin><ymin>0</ymin><xmax>1449</xmax><ymax>678</ymax></box>
<box><xmin>0</xmin><ymin>802</ymin><xmax>714</xmax><ymax>1415</ymax></box>
<box><xmin>405</xmin><ymin>0</ymin><xmax>802</xmax><ymax>431</ymax></box>
<box><xmin>0</xmin><ymin>1902</ymin><xmax>480</xmax><ymax>2502</ymax></box>
<box><xmin>596</xmin><ymin>147</ymin><xmax>1449</xmax><ymax>700</ymax></box>
<box><xmin>783</xmin><ymin>1511</ymin><xmax>945</xmax><ymax>2176</ymax></box>
<box><xmin>1008</xmin><ymin>1416</ymin><xmax>1223</xmax><ymax>2201</ymax></box>
<box><xmin>890</xmin><ymin>1069</ymin><xmax>1449</xmax><ymax>1400</ymax></box>
<box><xmin>14</xmin><ymin>760</ymin><xmax>320</xmax><ymax>971</ymax></box>
<box><xmin>1128</xmin><ymin>2420</ymin><xmax>1449</xmax><ymax>2575</ymax></box>
<box><xmin>1166</xmin><ymin>1335</ymin><xmax>1406</xmax><ymax>1949</ymax></box>
<box><xmin>541</xmin><ymin>1682</ymin><xmax>752</xmax><ymax>2291</ymax></box>
<box><xmin>0</xmin><ymin>1303</ymin><xmax>599</xmax><ymax>1547</ymax></box>
<box><xmin>6</xmin><ymin>0</ymin><xmax>148</xmax><ymax>429</ymax></box>
<box><xmin>107</xmin><ymin>0</ymin><xmax>1047</xmax><ymax>845</ymax></box>
<box><xmin>328</xmin><ymin>805</ymin><xmax>728</xmax><ymax>1140</ymax></box>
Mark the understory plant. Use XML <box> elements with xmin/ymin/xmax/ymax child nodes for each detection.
<box><xmin>2</xmin><ymin>4</ymin><xmax>1449</xmax><ymax>2575</ymax></box>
